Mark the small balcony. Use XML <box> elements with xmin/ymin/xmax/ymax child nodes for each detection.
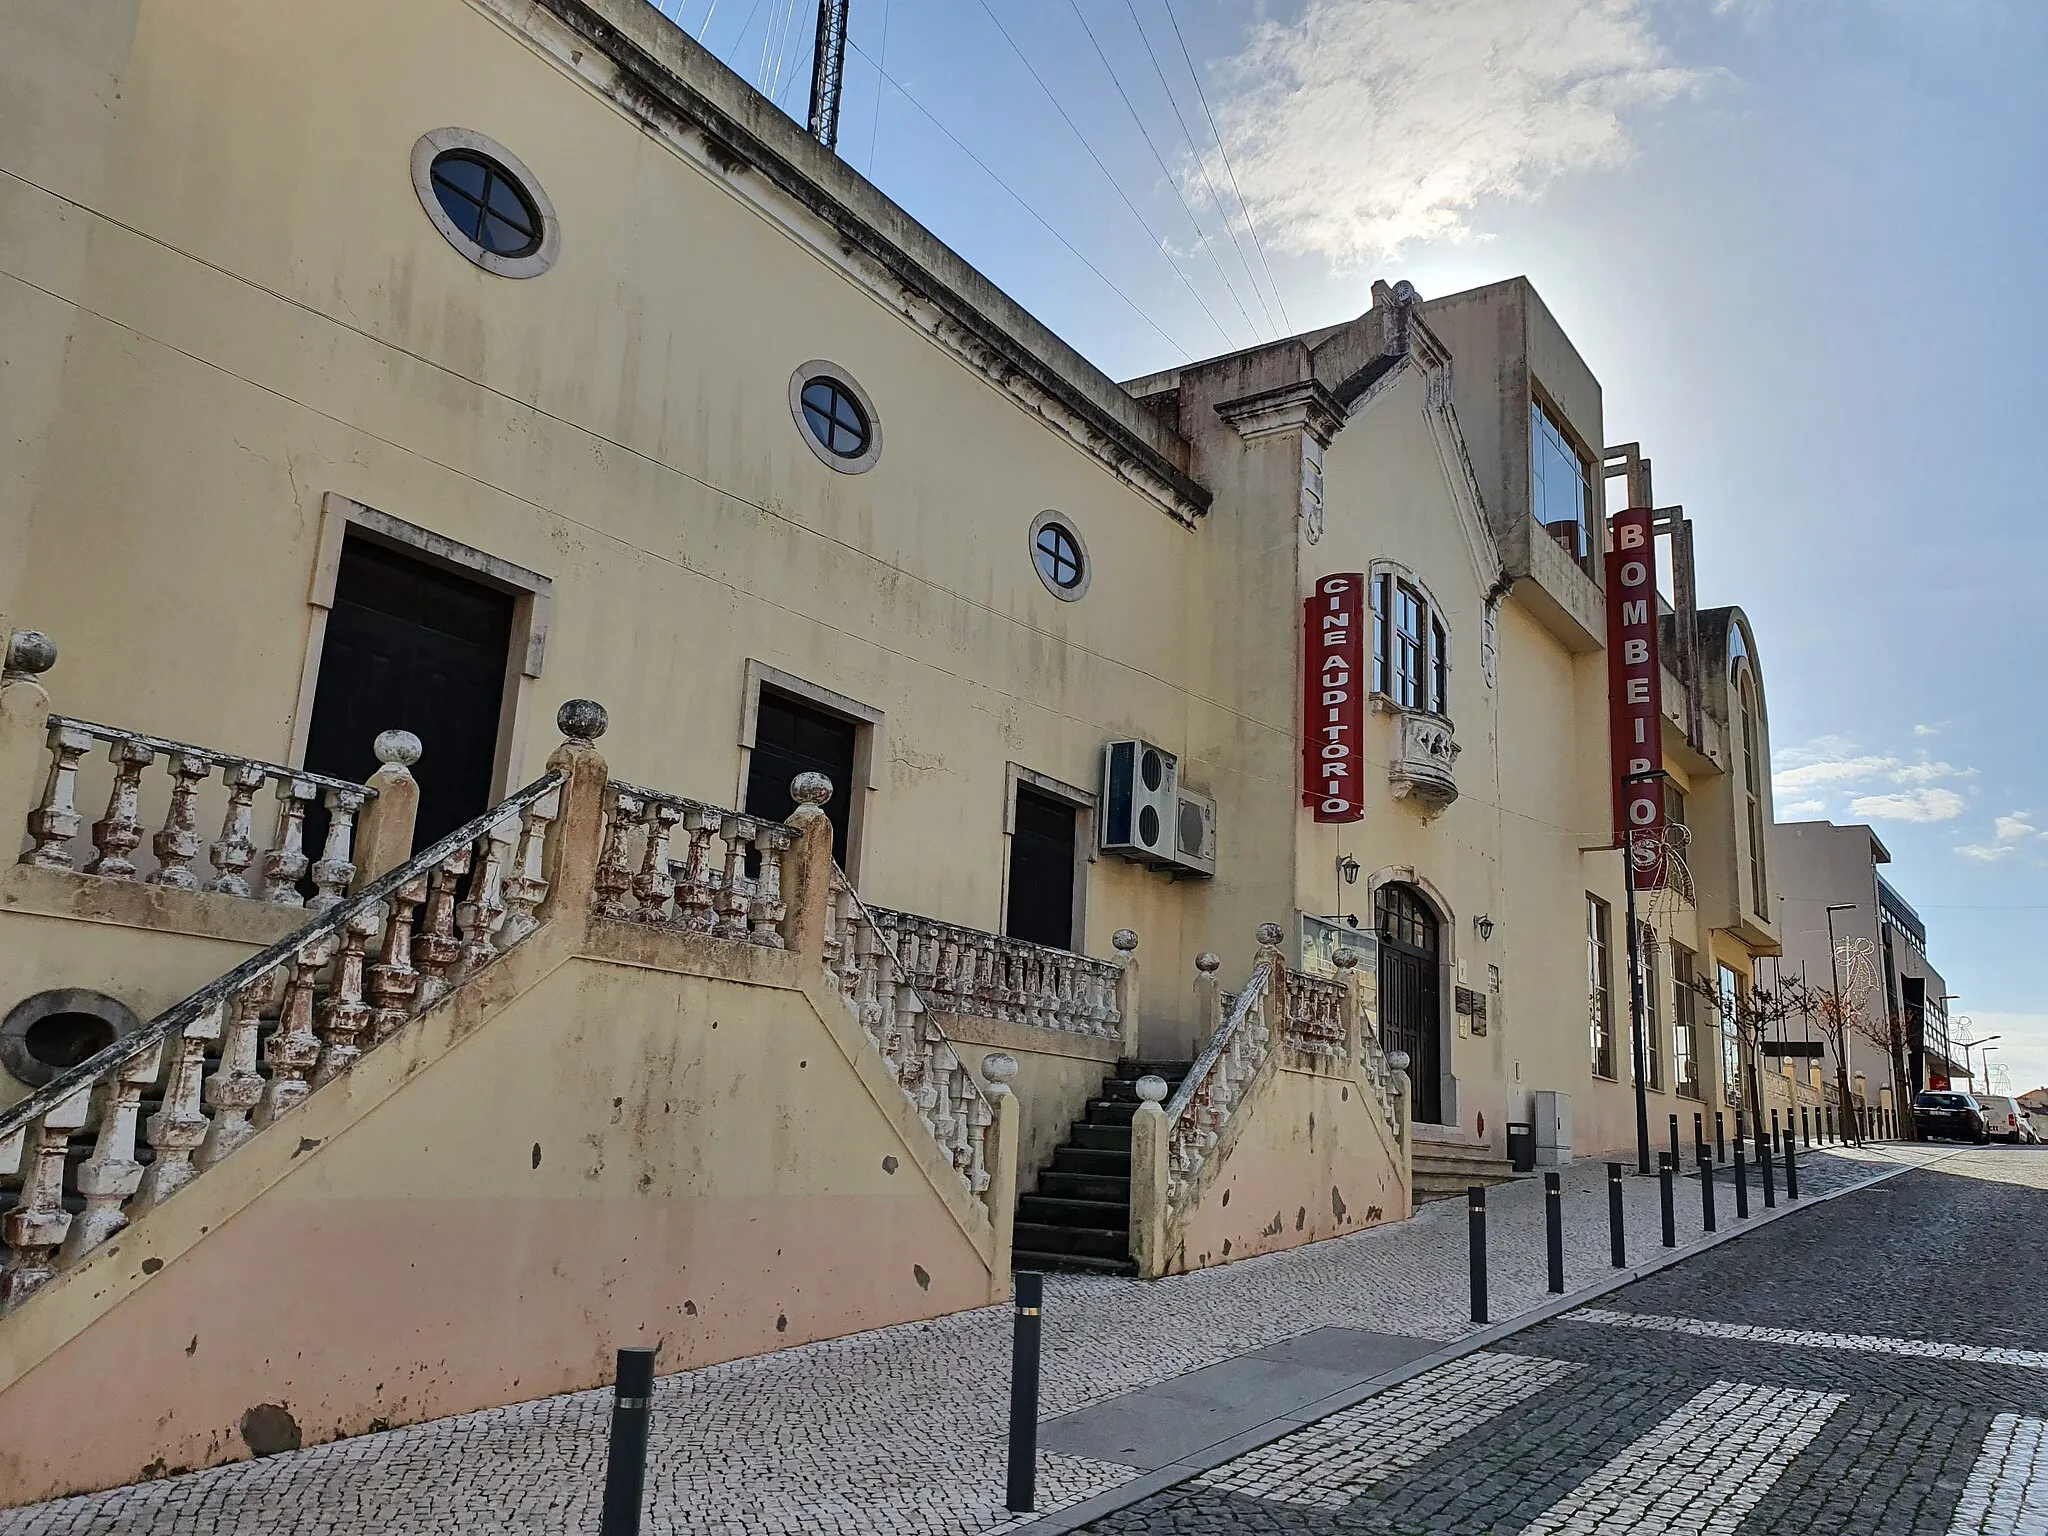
<box><xmin>1387</xmin><ymin>712</ymin><xmax>1460</xmax><ymax>812</ymax></box>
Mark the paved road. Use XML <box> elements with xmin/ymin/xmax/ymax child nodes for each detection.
<box><xmin>1076</xmin><ymin>1145</ymin><xmax>2048</xmax><ymax>1535</ymax></box>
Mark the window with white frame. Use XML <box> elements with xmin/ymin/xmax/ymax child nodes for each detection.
<box><xmin>1719</xmin><ymin>962</ymin><xmax>1744</xmax><ymax>1107</ymax></box>
<box><xmin>1672</xmin><ymin>943</ymin><xmax>1700</xmax><ymax>1098</ymax></box>
<box><xmin>1371</xmin><ymin>571</ymin><xmax>1450</xmax><ymax>716</ymax></box>
<box><xmin>1637</xmin><ymin>923</ymin><xmax>1663</xmax><ymax>1092</ymax></box>
<box><xmin>1588</xmin><ymin>896</ymin><xmax>1615</xmax><ymax>1080</ymax></box>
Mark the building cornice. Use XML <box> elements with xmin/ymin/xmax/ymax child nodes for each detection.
<box><xmin>501</xmin><ymin>0</ymin><xmax>1212</xmax><ymax>526</ymax></box>
<box><xmin>1213</xmin><ymin>380</ymin><xmax>1347</xmax><ymax>448</ymax></box>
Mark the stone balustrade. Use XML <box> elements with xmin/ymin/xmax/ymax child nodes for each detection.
<box><xmin>866</xmin><ymin>908</ymin><xmax>1132</xmax><ymax>1041</ymax></box>
<box><xmin>1388</xmin><ymin>711</ymin><xmax>1460</xmax><ymax>812</ymax></box>
<box><xmin>592</xmin><ymin>781</ymin><xmax>797</xmax><ymax>947</ymax></box>
<box><xmin>823</xmin><ymin>868</ymin><xmax>996</xmax><ymax>1212</ymax></box>
<box><xmin>17</xmin><ymin>716</ymin><xmax>407</xmax><ymax>909</ymax></box>
<box><xmin>0</xmin><ymin>768</ymin><xmax>565</xmax><ymax>1310</ymax></box>
<box><xmin>1160</xmin><ymin>924</ymin><xmax>1287</xmax><ymax>1208</ymax></box>
<box><xmin>1280</xmin><ymin>967</ymin><xmax>1348</xmax><ymax>1060</ymax></box>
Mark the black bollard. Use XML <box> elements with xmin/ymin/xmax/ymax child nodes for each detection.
<box><xmin>1608</xmin><ymin>1162</ymin><xmax>1626</xmax><ymax>1268</ymax></box>
<box><xmin>1761</xmin><ymin>1132</ymin><xmax>1777</xmax><ymax>1209</ymax></box>
<box><xmin>600</xmin><ymin>1348</ymin><xmax>657</xmax><ymax>1536</ymax></box>
<box><xmin>1694</xmin><ymin>1112</ymin><xmax>1706</xmax><ymax>1171</ymax></box>
<box><xmin>1469</xmin><ymin>1186</ymin><xmax>1489</xmax><ymax>1324</ymax></box>
<box><xmin>1659</xmin><ymin>1155</ymin><xmax>1676</xmax><ymax>1248</ymax></box>
<box><xmin>1669</xmin><ymin>1113</ymin><xmax>1681</xmax><ymax>1175</ymax></box>
<box><xmin>1545</xmin><ymin>1172</ymin><xmax>1565</xmax><ymax>1294</ymax></box>
<box><xmin>1825</xmin><ymin>1106</ymin><xmax>1834</xmax><ymax>1144</ymax></box>
<box><xmin>1733</xmin><ymin>1139</ymin><xmax>1749</xmax><ymax>1218</ymax></box>
<box><xmin>1006</xmin><ymin>1272</ymin><xmax>1043</xmax><ymax>1512</ymax></box>
<box><xmin>1699</xmin><ymin>1148</ymin><xmax>1716</xmax><ymax>1232</ymax></box>
<box><xmin>1802</xmin><ymin>1106</ymin><xmax>1812</xmax><ymax>1148</ymax></box>
<box><xmin>1785</xmin><ymin>1128</ymin><xmax>1799</xmax><ymax>1200</ymax></box>
<box><xmin>1715</xmin><ymin>1111</ymin><xmax>1726</xmax><ymax>1165</ymax></box>
<box><xmin>1771</xmin><ymin>1109</ymin><xmax>1782</xmax><ymax>1154</ymax></box>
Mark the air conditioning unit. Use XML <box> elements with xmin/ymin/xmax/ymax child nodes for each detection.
<box><xmin>1100</xmin><ymin>739</ymin><xmax>1178</xmax><ymax>865</ymax></box>
<box><xmin>1171</xmin><ymin>786</ymin><xmax>1217</xmax><ymax>878</ymax></box>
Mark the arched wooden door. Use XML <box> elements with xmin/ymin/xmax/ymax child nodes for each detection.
<box><xmin>1376</xmin><ymin>883</ymin><xmax>1443</xmax><ymax>1123</ymax></box>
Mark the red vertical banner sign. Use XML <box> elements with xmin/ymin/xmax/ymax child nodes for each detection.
<box><xmin>1304</xmin><ymin>573</ymin><xmax>1366</xmax><ymax>823</ymax></box>
<box><xmin>1605</xmin><ymin>509</ymin><xmax>1665</xmax><ymax>887</ymax></box>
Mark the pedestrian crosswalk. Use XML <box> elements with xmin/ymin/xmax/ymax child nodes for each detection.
<box><xmin>1948</xmin><ymin>1414</ymin><xmax>2048</xmax><ymax>1536</ymax></box>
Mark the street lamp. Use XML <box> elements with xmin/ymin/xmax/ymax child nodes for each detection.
<box><xmin>1956</xmin><ymin>1034</ymin><xmax>2000</xmax><ymax>1088</ymax></box>
<box><xmin>1980</xmin><ymin>1046</ymin><xmax>2001</xmax><ymax>1095</ymax></box>
<box><xmin>1825</xmin><ymin>904</ymin><xmax>1856</xmax><ymax>1141</ymax></box>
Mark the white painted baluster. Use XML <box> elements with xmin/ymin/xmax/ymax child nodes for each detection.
<box><xmin>257</xmin><ymin>935</ymin><xmax>333</xmax><ymax>1125</ymax></box>
<box><xmin>207</xmin><ymin>760</ymin><xmax>268</xmax><ymax>896</ymax></box>
<box><xmin>135</xmin><ymin>1006</ymin><xmax>225</xmax><ymax>1211</ymax></box>
<box><xmin>634</xmin><ymin>800</ymin><xmax>681</xmax><ymax>924</ymax></box>
<box><xmin>86</xmin><ymin>736</ymin><xmax>155</xmax><ymax>879</ymax></box>
<box><xmin>367</xmin><ymin>877</ymin><xmax>427</xmax><ymax>1043</ymax></box>
<box><xmin>593</xmin><ymin>790</ymin><xmax>640</xmax><ymax>921</ymax></box>
<box><xmin>713</xmin><ymin>816</ymin><xmax>752</xmax><ymax>941</ymax></box>
<box><xmin>61</xmin><ymin>1043</ymin><xmax>167</xmax><ymax>1260</ymax></box>
<box><xmin>455</xmin><ymin>823</ymin><xmax>510</xmax><ymax>973</ymax></box>
<box><xmin>0</xmin><ymin>1087</ymin><xmax>92</xmax><ymax>1308</ymax></box>
<box><xmin>497</xmin><ymin>789</ymin><xmax>557</xmax><ymax>948</ymax></box>
<box><xmin>966</xmin><ymin>1083</ymin><xmax>994</xmax><ymax>1195</ymax></box>
<box><xmin>748</xmin><ymin>825</ymin><xmax>789</xmax><ymax>947</ymax></box>
<box><xmin>308</xmin><ymin>787</ymin><xmax>365</xmax><ymax>911</ymax></box>
<box><xmin>675</xmin><ymin>808</ymin><xmax>720</xmax><ymax>934</ymax></box>
<box><xmin>313</xmin><ymin>909</ymin><xmax>378</xmax><ymax>1085</ymax></box>
<box><xmin>262</xmin><ymin>776</ymin><xmax>319</xmax><ymax>905</ymax></box>
<box><xmin>145</xmin><ymin>750</ymin><xmax>214</xmax><ymax>890</ymax></box>
<box><xmin>414</xmin><ymin>845</ymin><xmax>472</xmax><ymax>1006</ymax></box>
<box><xmin>199</xmin><ymin>973</ymin><xmax>279</xmax><ymax>1168</ymax></box>
<box><xmin>21</xmin><ymin>722</ymin><xmax>93</xmax><ymax>870</ymax></box>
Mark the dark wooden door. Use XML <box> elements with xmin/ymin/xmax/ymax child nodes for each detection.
<box><xmin>1376</xmin><ymin>884</ymin><xmax>1442</xmax><ymax>1123</ymax></box>
<box><xmin>1005</xmin><ymin>786</ymin><xmax>1077</xmax><ymax>950</ymax></box>
<box><xmin>304</xmin><ymin>539</ymin><xmax>513</xmax><ymax>853</ymax></box>
<box><xmin>744</xmin><ymin>690</ymin><xmax>858</xmax><ymax>869</ymax></box>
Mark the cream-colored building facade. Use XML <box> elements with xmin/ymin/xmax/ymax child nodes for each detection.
<box><xmin>0</xmin><ymin>0</ymin><xmax>1801</xmax><ymax>1500</ymax></box>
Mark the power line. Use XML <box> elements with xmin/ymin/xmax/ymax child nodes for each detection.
<box><xmin>864</xmin><ymin>0</ymin><xmax>891</xmax><ymax>175</ymax></box>
<box><xmin>844</xmin><ymin>39</ymin><xmax>1196</xmax><ymax>360</ymax></box>
<box><xmin>1159</xmin><ymin>0</ymin><xmax>1291</xmax><ymax>334</ymax></box>
<box><xmin>970</xmin><ymin>0</ymin><xmax>1235</xmax><ymax>349</ymax></box>
<box><xmin>1063</xmin><ymin>0</ymin><xmax>1260</xmax><ymax>348</ymax></box>
<box><xmin>1118</xmin><ymin>0</ymin><xmax>1278</xmax><ymax>337</ymax></box>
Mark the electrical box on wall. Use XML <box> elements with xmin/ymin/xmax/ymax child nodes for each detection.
<box><xmin>1101</xmin><ymin>740</ymin><xmax>1179</xmax><ymax>865</ymax></box>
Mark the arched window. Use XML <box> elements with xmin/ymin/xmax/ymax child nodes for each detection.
<box><xmin>1739</xmin><ymin>669</ymin><xmax>1769</xmax><ymax>920</ymax></box>
<box><xmin>1370</xmin><ymin>570</ymin><xmax>1450</xmax><ymax>716</ymax></box>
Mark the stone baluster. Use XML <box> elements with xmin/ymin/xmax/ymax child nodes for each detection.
<box><xmin>497</xmin><ymin>790</ymin><xmax>557</xmax><ymax>949</ymax></box>
<box><xmin>313</xmin><ymin>909</ymin><xmax>379</xmax><ymax>1085</ymax></box>
<box><xmin>135</xmin><ymin>1004</ymin><xmax>226</xmax><ymax>1212</ymax></box>
<box><xmin>455</xmin><ymin>823</ymin><xmax>510</xmax><ymax>973</ymax></box>
<box><xmin>634</xmin><ymin>799</ymin><xmax>681</xmax><ymax>923</ymax></box>
<box><xmin>144</xmin><ymin>750</ymin><xmax>214</xmax><ymax>890</ymax></box>
<box><xmin>60</xmin><ymin>1043</ymin><xmax>167</xmax><ymax>1261</ymax></box>
<box><xmin>207</xmin><ymin>759</ymin><xmax>268</xmax><ymax>896</ymax></box>
<box><xmin>414</xmin><ymin>845</ymin><xmax>472</xmax><ymax>1006</ymax></box>
<box><xmin>22</xmin><ymin>722</ymin><xmax>92</xmax><ymax>870</ymax></box>
<box><xmin>821</xmin><ymin>871</ymin><xmax>845</xmax><ymax>975</ymax></box>
<box><xmin>258</xmin><ymin>935</ymin><xmax>335</xmax><ymax>1125</ymax></box>
<box><xmin>263</xmin><ymin>775</ymin><xmax>319</xmax><ymax>904</ymax></box>
<box><xmin>86</xmin><ymin>736</ymin><xmax>155</xmax><ymax>879</ymax></box>
<box><xmin>668</xmin><ymin>808</ymin><xmax>715</xmax><ymax>933</ymax></box>
<box><xmin>200</xmin><ymin>973</ymin><xmax>279</xmax><ymax>1168</ymax></box>
<box><xmin>965</xmin><ymin>1079</ymin><xmax>994</xmax><ymax>1195</ymax></box>
<box><xmin>927</xmin><ymin>1034</ymin><xmax>960</xmax><ymax>1171</ymax></box>
<box><xmin>593</xmin><ymin>789</ymin><xmax>640</xmax><ymax>920</ymax></box>
<box><xmin>712</xmin><ymin>816</ymin><xmax>752</xmax><ymax>941</ymax></box>
<box><xmin>748</xmin><ymin>824</ymin><xmax>789</xmax><ymax>947</ymax></box>
<box><xmin>0</xmin><ymin>1086</ymin><xmax>93</xmax><ymax>1308</ymax></box>
<box><xmin>367</xmin><ymin>876</ymin><xmax>427</xmax><ymax>1044</ymax></box>
<box><xmin>308</xmin><ymin>787</ymin><xmax>366</xmax><ymax>911</ymax></box>
<box><xmin>852</xmin><ymin>921</ymin><xmax>886</xmax><ymax>1051</ymax></box>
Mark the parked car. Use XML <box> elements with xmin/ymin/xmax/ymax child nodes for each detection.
<box><xmin>1914</xmin><ymin>1090</ymin><xmax>1990</xmax><ymax>1143</ymax></box>
<box><xmin>1976</xmin><ymin>1093</ymin><xmax>2028</xmax><ymax>1144</ymax></box>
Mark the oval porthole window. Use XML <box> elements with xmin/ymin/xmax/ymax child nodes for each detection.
<box><xmin>1029</xmin><ymin>511</ymin><xmax>1091</xmax><ymax>600</ymax></box>
<box><xmin>1</xmin><ymin>988</ymin><xmax>141</xmax><ymax>1088</ymax></box>
<box><xmin>411</xmin><ymin>129</ymin><xmax>560</xmax><ymax>278</ymax></box>
<box><xmin>788</xmin><ymin>363</ymin><xmax>883</xmax><ymax>473</ymax></box>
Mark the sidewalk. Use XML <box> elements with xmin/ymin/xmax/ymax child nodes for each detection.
<box><xmin>0</xmin><ymin>1142</ymin><xmax>1940</xmax><ymax>1536</ymax></box>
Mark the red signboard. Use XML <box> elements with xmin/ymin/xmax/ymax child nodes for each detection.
<box><xmin>1303</xmin><ymin>573</ymin><xmax>1365</xmax><ymax>823</ymax></box>
<box><xmin>1605</xmin><ymin>509</ymin><xmax>1665</xmax><ymax>886</ymax></box>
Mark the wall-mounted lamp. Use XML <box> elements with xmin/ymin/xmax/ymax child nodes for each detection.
<box><xmin>1338</xmin><ymin>855</ymin><xmax>1361</xmax><ymax>886</ymax></box>
<box><xmin>1473</xmin><ymin>913</ymin><xmax>1495</xmax><ymax>941</ymax></box>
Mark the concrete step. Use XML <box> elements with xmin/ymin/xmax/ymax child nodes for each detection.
<box><xmin>1011</xmin><ymin>1248</ymin><xmax>1136</xmax><ymax>1277</ymax></box>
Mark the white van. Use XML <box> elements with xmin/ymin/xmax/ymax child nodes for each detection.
<box><xmin>1975</xmin><ymin>1093</ymin><xmax>2027</xmax><ymax>1143</ymax></box>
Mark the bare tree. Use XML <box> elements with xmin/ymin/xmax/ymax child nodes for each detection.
<box><xmin>1854</xmin><ymin>1005</ymin><xmax>1917</xmax><ymax>1140</ymax></box>
<box><xmin>1687</xmin><ymin>970</ymin><xmax>1806</xmax><ymax>1152</ymax></box>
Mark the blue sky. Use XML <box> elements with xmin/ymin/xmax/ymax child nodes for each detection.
<box><xmin>652</xmin><ymin>0</ymin><xmax>2046</xmax><ymax>1086</ymax></box>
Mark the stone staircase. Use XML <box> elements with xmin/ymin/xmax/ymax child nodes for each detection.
<box><xmin>1012</xmin><ymin>1060</ymin><xmax>1191</xmax><ymax>1275</ymax></box>
<box><xmin>1411</xmin><ymin>1136</ymin><xmax>1521</xmax><ymax>1204</ymax></box>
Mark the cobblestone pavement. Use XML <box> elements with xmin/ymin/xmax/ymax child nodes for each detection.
<box><xmin>0</xmin><ymin>1141</ymin><xmax>1938</xmax><ymax>1534</ymax></box>
<box><xmin>1079</xmin><ymin>1144</ymin><xmax>2048</xmax><ymax>1535</ymax></box>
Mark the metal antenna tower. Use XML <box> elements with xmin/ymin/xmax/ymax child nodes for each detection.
<box><xmin>807</xmin><ymin>0</ymin><xmax>851</xmax><ymax>150</ymax></box>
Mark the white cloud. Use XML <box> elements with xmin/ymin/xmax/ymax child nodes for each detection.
<box><xmin>1203</xmin><ymin>0</ymin><xmax>1704</xmax><ymax>266</ymax></box>
<box><xmin>1848</xmin><ymin>787</ymin><xmax>1967</xmax><ymax>823</ymax></box>
<box><xmin>1956</xmin><ymin>842</ymin><xmax>2014</xmax><ymax>862</ymax></box>
<box><xmin>1777</xmin><ymin>797</ymin><xmax>1829</xmax><ymax>819</ymax></box>
<box><xmin>1891</xmin><ymin>760</ymin><xmax>1974</xmax><ymax>785</ymax></box>
<box><xmin>1913</xmin><ymin>723</ymin><xmax>1944</xmax><ymax>737</ymax></box>
<box><xmin>1772</xmin><ymin>755</ymin><xmax>1898</xmax><ymax>794</ymax></box>
<box><xmin>1995</xmin><ymin>813</ymin><xmax>2038</xmax><ymax>842</ymax></box>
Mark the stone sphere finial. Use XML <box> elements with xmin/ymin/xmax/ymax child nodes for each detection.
<box><xmin>1387</xmin><ymin>1050</ymin><xmax>1411</xmax><ymax>1074</ymax></box>
<box><xmin>1112</xmin><ymin>928</ymin><xmax>1139</xmax><ymax>954</ymax></box>
<box><xmin>980</xmin><ymin>1052</ymin><xmax>1019</xmax><ymax>1097</ymax></box>
<box><xmin>557</xmin><ymin>699</ymin><xmax>608</xmax><ymax>742</ymax></box>
<box><xmin>1333</xmin><ymin>948</ymin><xmax>1359</xmax><ymax>971</ymax></box>
<box><xmin>1195</xmin><ymin>952</ymin><xmax>1221</xmax><ymax>975</ymax></box>
<box><xmin>3</xmin><ymin>631</ymin><xmax>57</xmax><ymax>681</ymax></box>
<box><xmin>1255</xmin><ymin>921</ymin><xmax>1285</xmax><ymax>950</ymax></box>
<box><xmin>790</xmin><ymin>771</ymin><xmax>833</xmax><ymax>808</ymax></box>
<box><xmin>372</xmin><ymin>729</ymin><xmax>423</xmax><ymax>769</ymax></box>
<box><xmin>1135</xmin><ymin>1074</ymin><xmax>1169</xmax><ymax>1105</ymax></box>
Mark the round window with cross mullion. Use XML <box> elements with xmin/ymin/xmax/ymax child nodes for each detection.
<box><xmin>410</xmin><ymin>129</ymin><xmax>561</xmax><ymax>279</ymax></box>
<box><xmin>1028</xmin><ymin>511</ymin><xmax>1091</xmax><ymax>601</ymax></box>
<box><xmin>788</xmin><ymin>362</ymin><xmax>883</xmax><ymax>473</ymax></box>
